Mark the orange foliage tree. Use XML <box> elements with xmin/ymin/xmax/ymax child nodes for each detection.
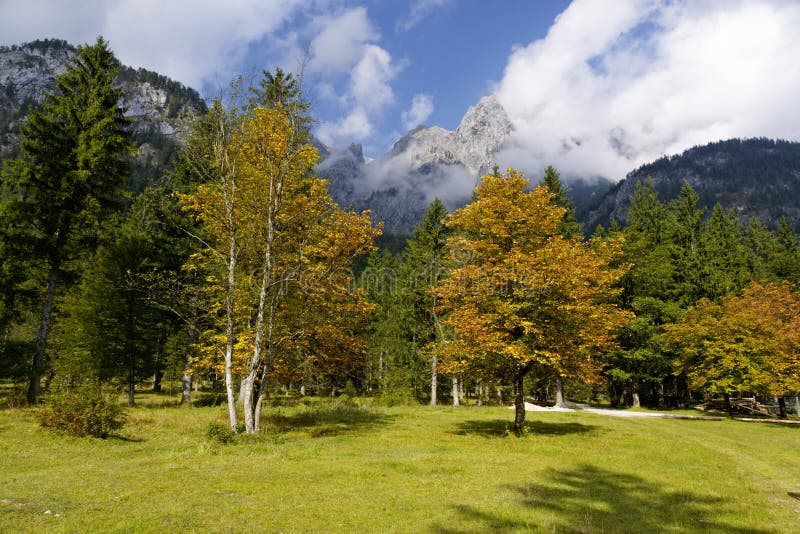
<box><xmin>433</xmin><ymin>169</ymin><xmax>631</xmax><ymax>434</ymax></box>
<box><xmin>665</xmin><ymin>281</ymin><xmax>800</xmax><ymax>417</ymax></box>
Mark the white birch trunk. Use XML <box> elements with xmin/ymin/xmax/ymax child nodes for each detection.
<box><xmin>430</xmin><ymin>355</ymin><xmax>437</xmax><ymax>406</ymax></box>
<box><xmin>452</xmin><ymin>378</ymin><xmax>459</xmax><ymax>407</ymax></box>
<box><xmin>555</xmin><ymin>376</ymin><xmax>567</xmax><ymax>408</ymax></box>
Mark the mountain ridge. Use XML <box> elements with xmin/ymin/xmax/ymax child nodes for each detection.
<box><xmin>0</xmin><ymin>39</ymin><xmax>206</xmax><ymax>192</ymax></box>
<box><xmin>583</xmin><ymin>137</ymin><xmax>800</xmax><ymax>233</ymax></box>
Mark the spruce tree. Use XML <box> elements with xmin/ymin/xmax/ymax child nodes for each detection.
<box><xmin>541</xmin><ymin>166</ymin><xmax>581</xmax><ymax>406</ymax></box>
<box><xmin>249</xmin><ymin>68</ymin><xmax>311</xmax><ymax>145</ymax></box>
<box><xmin>542</xmin><ymin>165</ymin><xmax>581</xmax><ymax>238</ymax></box>
<box><xmin>0</xmin><ymin>37</ymin><xmax>133</xmax><ymax>403</ymax></box>
<box><xmin>400</xmin><ymin>199</ymin><xmax>450</xmax><ymax>404</ymax></box>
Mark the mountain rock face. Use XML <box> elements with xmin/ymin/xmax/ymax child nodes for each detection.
<box><xmin>0</xmin><ymin>39</ymin><xmax>206</xmax><ymax>191</ymax></box>
<box><xmin>320</xmin><ymin>95</ymin><xmax>514</xmax><ymax>234</ymax></box>
<box><xmin>583</xmin><ymin>138</ymin><xmax>800</xmax><ymax>232</ymax></box>
<box><xmin>6</xmin><ymin>41</ymin><xmax>798</xmax><ymax>239</ymax></box>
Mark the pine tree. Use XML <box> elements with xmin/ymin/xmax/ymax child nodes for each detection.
<box><xmin>700</xmin><ymin>204</ymin><xmax>750</xmax><ymax>300</ymax></box>
<box><xmin>541</xmin><ymin>166</ymin><xmax>581</xmax><ymax>405</ymax></box>
<box><xmin>0</xmin><ymin>37</ymin><xmax>134</xmax><ymax>403</ymax></box>
<box><xmin>667</xmin><ymin>183</ymin><xmax>705</xmax><ymax>306</ymax></box>
<box><xmin>542</xmin><ymin>166</ymin><xmax>581</xmax><ymax>238</ymax></box>
<box><xmin>610</xmin><ymin>180</ymin><xmax>680</xmax><ymax>408</ymax></box>
<box><xmin>400</xmin><ymin>199</ymin><xmax>450</xmax><ymax>404</ymax></box>
<box><xmin>249</xmin><ymin>68</ymin><xmax>311</xmax><ymax>145</ymax></box>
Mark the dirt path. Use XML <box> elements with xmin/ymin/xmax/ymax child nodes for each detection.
<box><xmin>513</xmin><ymin>402</ymin><xmax>724</xmax><ymax>420</ymax></box>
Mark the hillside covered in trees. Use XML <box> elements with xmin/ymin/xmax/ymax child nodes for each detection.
<box><xmin>584</xmin><ymin>138</ymin><xmax>800</xmax><ymax>233</ymax></box>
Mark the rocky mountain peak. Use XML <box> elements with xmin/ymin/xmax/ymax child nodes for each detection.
<box><xmin>319</xmin><ymin>94</ymin><xmax>516</xmax><ymax>234</ymax></box>
<box><xmin>455</xmin><ymin>94</ymin><xmax>514</xmax><ymax>175</ymax></box>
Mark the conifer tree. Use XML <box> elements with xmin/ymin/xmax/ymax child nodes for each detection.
<box><xmin>542</xmin><ymin>166</ymin><xmax>581</xmax><ymax>238</ymax></box>
<box><xmin>249</xmin><ymin>67</ymin><xmax>311</xmax><ymax>145</ymax></box>
<box><xmin>400</xmin><ymin>199</ymin><xmax>450</xmax><ymax>404</ymax></box>
<box><xmin>541</xmin><ymin>166</ymin><xmax>581</xmax><ymax>405</ymax></box>
<box><xmin>0</xmin><ymin>37</ymin><xmax>134</xmax><ymax>403</ymax></box>
<box><xmin>700</xmin><ymin>204</ymin><xmax>750</xmax><ymax>300</ymax></box>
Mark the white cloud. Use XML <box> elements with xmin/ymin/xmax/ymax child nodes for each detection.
<box><xmin>495</xmin><ymin>0</ymin><xmax>800</xmax><ymax>181</ymax></box>
<box><xmin>316</xmin><ymin>44</ymin><xmax>401</xmax><ymax>147</ymax></box>
<box><xmin>401</xmin><ymin>94</ymin><xmax>434</xmax><ymax>130</ymax></box>
<box><xmin>350</xmin><ymin>45</ymin><xmax>398</xmax><ymax>113</ymax></box>
<box><xmin>0</xmin><ymin>0</ymin><xmax>309</xmax><ymax>88</ymax></box>
<box><xmin>308</xmin><ymin>7</ymin><xmax>378</xmax><ymax>74</ymax></box>
<box><xmin>397</xmin><ymin>0</ymin><xmax>451</xmax><ymax>32</ymax></box>
<box><xmin>317</xmin><ymin>108</ymin><xmax>373</xmax><ymax>146</ymax></box>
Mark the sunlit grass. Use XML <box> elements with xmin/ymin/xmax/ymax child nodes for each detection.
<box><xmin>1</xmin><ymin>392</ymin><xmax>799</xmax><ymax>532</ymax></box>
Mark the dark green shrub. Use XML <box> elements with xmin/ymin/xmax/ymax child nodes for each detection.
<box><xmin>342</xmin><ymin>380</ymin><xmax>358</xmax><ymax>398</ymax></box>
<box><xmin>38</xmin><ymin>389</ymin><xmax>125</xmax><ymax>438</ymax></box>
<box><xmin>193</xmin><ymin>392</ymin><xmax>227</xmax><ymax>407</ymax></box>
<box><xmin>205</xmin><ymin>420</ymin><xmax>235</xmax><ymax>443</ymax></box>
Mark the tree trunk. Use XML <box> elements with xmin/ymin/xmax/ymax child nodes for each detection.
<box><xmin>128</xmin><ymin>369</ymin><xmax>135</xmax><ymax>406</ymax></box>
<box><xmin>28</xmin><ymin>257</ymin><xmax>60</xmax><ymax>404</ymax></box>
<box><xmin>795</xmin><ymin>396</ymin><xmax>800</xmax><ymax>417</ymax></box>
<box><xmin>452</xmin><ymin>378</ymin><xmax>459</xmax><ymax>407</ymax></box>
<box><xmin>632</xmin><ymin>381</ymin><xmax>641</xmax><ymax>408</ymax></box>
<box><xmin>496</xmin><ymin>386</ymin><xmax>503</xmax><ymax>405</ymax></box>
<box><xmin>476</xmin><ymin>382</ymin><xmax>482</xmax><ymax>406</ymax></box>
<box><xmin>608</xmin><ymin>379</ymin><xmax>620</xmax><ymax>408</ymax></box>
<box><xmin>430</xmin><ymin>355</ymin><xmax>437</xmax><ymax>406</ymax></box>
<box><xmin>152</xmin><ymin>329</ymin><xmax>164</xmax><ymax>392</ymax></box>
<box><xmin>378</xmin><ymin>350</ymin><xmax>384</xmax><ymax>391</ymax></box>
<box><xmin>125</xmin><ymin>293</ymin><xmax>136</xmax><ymax>407</ymax></box>
<box><xmin>513</xmin><ymin>372</ymin><xmax>526</xmax><ymax>435</ymax></box>
<box><xmin>555</xmin><ymin>376</ymin><xmax>566</xmax><ymax>408</ymax></box>
<box><xmin>723</xmin><ymin>392</ymin><xmax>733</xmax><ymax>418</ymax></box>
<box><xmin>181</xmin><ymin>323</ymin><xmax>197</xmax><ymax>405</ymax></box>
<box><xmin>778</xmin><ymin>397</ymin><xmax>787</xmax><ymax>419</ymax></box>
<box><xmin>224</xmin><ymin>248</ymin><xmax>238</xmax><ymax>431</ymax></box>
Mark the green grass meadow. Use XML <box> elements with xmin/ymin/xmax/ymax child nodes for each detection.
<box><xmin>1</xmin><ymin>393</ymin><xmax>799</xmax><ymax>533</ymax></box>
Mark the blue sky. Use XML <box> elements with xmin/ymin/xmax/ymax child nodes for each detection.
<box><xmin>297</xmin><ymin>0</ymin><xmax>571</xmax><ymax>150</ymax></box>
<box><xmin>0</xmin><ymin>0</ymin><xmax>569</xmax><ymax>155</ymax></box>
<box><xmin>2</xmin><ymin>1</ymin><xmax>800</xmax><ymax>180</ymax></box>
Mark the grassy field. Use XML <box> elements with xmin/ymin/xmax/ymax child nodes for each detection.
<box><xmin>1</xmin><ymin>393</ymin><xmax>799</xmax><ymax>533</ymax></box>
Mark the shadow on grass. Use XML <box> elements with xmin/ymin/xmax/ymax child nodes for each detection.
<box><xmin>261</xmin><ymin>402</ymin><xmax>394</xmax><ymax>437</ymax></box>
<box><xmin>108</xmin><ymin>434</ymin><xmax>145</xmax><ymax>443</ymax></box>
<box><xmin>434</xmin><ymin>464</ymin><xmax>768</xmax><ymax>533</ymax></box>
<box><xmin>453</xmin><ymin>418</ymin><xmax>598</xmax><ymax>438</ymax></box>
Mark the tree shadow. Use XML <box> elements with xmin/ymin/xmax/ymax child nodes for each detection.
<box><xmin>433</xmin><ymin>464</ymin><xmax>769</xmax><ymax>533</ymax></box>
<box><xmin>261</xmin><ymin>402</ymin><xmax>394</xmax><ymax>437</ymax></box>
<box><xmin>108</xmin><ymin>433</ymin><xmax>145</xmax><ymax>443</ymax></box>
<box><xmin>452</xmin><ymin>418</ymin><xmax>599</xmax><ymax>438</ymax></box>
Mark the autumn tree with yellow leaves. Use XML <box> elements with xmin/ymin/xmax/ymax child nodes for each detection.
<box><xmin>181</xmin><ymin>104</ymin><xmax>376</xmax><ymax>434</ymax></box>
<box><xmin>433</xmin><ymin>169</ymin><xmax>630</xmax><ymax>434</ymax></box>
<box><xmin>665</xmin><ymin>281</ymin><xmax>800</xmax><ymax>417</ymax></box>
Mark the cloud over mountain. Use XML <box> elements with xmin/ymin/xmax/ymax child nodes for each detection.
<box><xmin>495</xmin><ymin>0</ymin><xmax>800</xmax><ymax>182</ymax></box>
<box><xmin>0</xmin><ymin>0</ymin><xmax>309</xmax><ymax>89</ymax></box>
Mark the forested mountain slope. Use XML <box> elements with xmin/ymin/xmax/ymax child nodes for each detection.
<box><xmin>583</xmin><ymin>138</ymin><xmax>800</xmax><ymax>232</ymax></box>
<box><xmin>0</xmin><ymin>39</ymin><xmax>206</xmax><ymax>192</ymax></box>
